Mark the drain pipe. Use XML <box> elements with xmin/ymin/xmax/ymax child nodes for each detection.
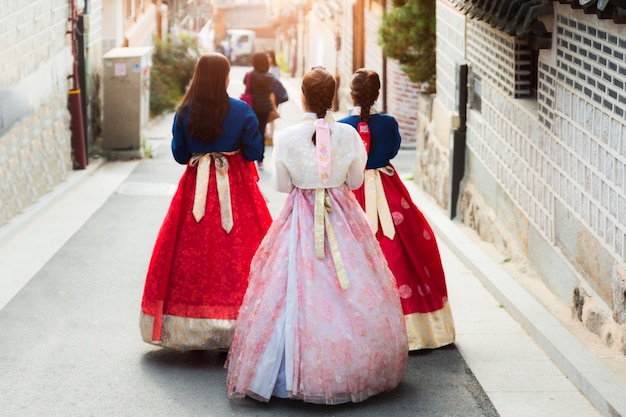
<box><xmin>68</xmin><ymin>0</ymin><xmax>87</xmax><ymax>169</ymax></box>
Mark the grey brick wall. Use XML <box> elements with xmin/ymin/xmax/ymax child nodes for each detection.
<box><xmin>434</xmin><ymin>2</ymin><xmax>626</xmax><ymax>349</ymax></box>
<box><xmin>435</xmin><ymin>1</ymin><xmax>466</xmax><ymax>113</ymax></box>
<box><xmin>548</xmin><ymin>7</ymin><xmax>626</xmax><ymax>267</ymax></box>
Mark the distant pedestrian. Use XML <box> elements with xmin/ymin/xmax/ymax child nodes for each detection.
<box><xmin>214</xmin><ymin>39</ymin><xmax>225</xmax><ymax>56</ymax></box>
<box><xmin>264</xmin><ymin>50</ymin><xmax>285</xmax><ymax>144</ymax></box>
<box><xmin>139</xmin><ymin>53</ymin><xmax>272</xmax><ymax>351</ymax></box>
<box><xmin>338</xmin><ymin>68</ymin><xmax>455</xmax><ymax>350</ymax></box>
<box><xmin>267</xmin><ymin>50</ymin><xmax>280</xmax><ymax>80</ymax></box>
<box><xmin>243</xmin><ymin>52</ymin><xmax>285</xmax><ymax>170</ymax></box>
<box><xmin>226</xmin><ymin>67</ymin><xmax>407</xmax><ymax>404</ymax></box>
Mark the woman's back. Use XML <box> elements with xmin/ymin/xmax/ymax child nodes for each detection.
<box><xmin>272</xmin><ymin>117</ymin><xmax>366</xmax><ymax>191</ymax></box>
<box><xmin>338</xmin><ymin>113</ymin><xmax>401</xmax><ymax>169</ymax></box>
<box><xmin>172</xmin><ymin>98</ymin><xmax>263</xmax><ymax>164</ymax></box>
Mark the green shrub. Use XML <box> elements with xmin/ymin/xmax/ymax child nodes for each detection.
<box><xmin>149</xmin><ymin>34</ymin><xmax>199</xmax><ymax>117</ymax></box>
<box><xmin>379</xmin><ymin>0</ymin><xmax>436</xmax><ymax>92</ymax></box>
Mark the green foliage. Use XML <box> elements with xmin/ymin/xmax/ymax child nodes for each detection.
<box><xmin>141</xmin><ymin>136</ymin><xmax>154</xmax><ymax>158</ymax></box>
<box><xmin>149</xmin><ymin>34</ymin><xmax>199</xmax><ymax>117</ymax></box>
<box><xmin>276</xmin><ymin>51</ymin><xmax>290</xmax><ymax>74</ymax></box>
<box><xmin>379</xmin><ymin>0</ymin><xmax>436</xmax><ymax>91</ymax></box>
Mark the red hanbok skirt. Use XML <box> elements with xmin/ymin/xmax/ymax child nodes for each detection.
<box><xmin>140</xmin><ymin>152</ymin><xmax>271</xmax><ymax>350</ymax></box>
<box><xmin>353</xmin><ymin>165</ymin><xmax>455</xmax><ymax>350</ymax></box>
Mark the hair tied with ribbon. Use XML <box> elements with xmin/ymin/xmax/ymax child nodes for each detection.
<box><xmin>314</xmin><ymin>118</ymin><xmax>331</xmax><ymax>184</ymax></box>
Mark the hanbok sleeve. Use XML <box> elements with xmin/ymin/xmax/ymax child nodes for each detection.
<box><xmin>171</xmin><ymin>111</ymin><xmax>191</xmax><ymax>164</ymax></box>
<box><xmin>270</xmin><ymin>132</ymin><xmax>294</xmax><ymax>193</ymax></box>
<box><xmin>346</xmin><ymin>128</ymin><xmax>367</xmax><ymax>190</ymax></box>
<box><xmin>239</xmin><ymin>104</ymin><xmax>264</xmax><ymax>161</ymax></box>
<box><xmin>388</xmin><ymin>116</ymin><xmax>402</xmax><ymax>161</ymax></box>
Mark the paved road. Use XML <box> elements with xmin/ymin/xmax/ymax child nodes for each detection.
<box><xmin>0</xmin><ymin>65</ymin><xmax>500</xmax><ymax>417</ymax></box>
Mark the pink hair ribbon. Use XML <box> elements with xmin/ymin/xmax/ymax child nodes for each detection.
<box><xmin>314</xmin><ymin>118</ymin><xmax>331</xmax><ymax>183</ymax></box>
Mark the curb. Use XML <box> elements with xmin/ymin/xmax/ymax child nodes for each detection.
<box><xmin>404</xmin><ymin>180</ymin><xmax>626</xmax><ymax>417</ymax></box>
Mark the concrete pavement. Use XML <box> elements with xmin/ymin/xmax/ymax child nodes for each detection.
<box><xmin>0</xmin><ymin>69</ymin><xmax>624</xmax><ymax>416</ymax></box>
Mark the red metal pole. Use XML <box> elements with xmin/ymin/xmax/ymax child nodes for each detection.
<box><xmin>68</xmin><ymin>0</ymin><xmax>87</xmax><ymax>169</ymax></box>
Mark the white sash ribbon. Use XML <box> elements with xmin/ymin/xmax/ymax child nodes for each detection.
<box><xmin>364</xmin><ymin>166</ymin><xmax>396</xmax><ymax>239</ymax></box>
<box><xmin>190</xmin><ymin>152</ymin><xmax>237</xmax><ymax>233</ymax></box>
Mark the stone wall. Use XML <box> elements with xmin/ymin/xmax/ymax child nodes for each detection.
<box><xmin>0</xmin><ymin>1</ymin><xmax>74</xmax><ymax>226</ymax></box>
<box><xmin>413</xmin><ymin>94</ymin><xmax>449</xmax><ymax>210</ymax></box>
<box><xmin>431</xmin><ymin>1</ymin><xmax>626</xmax><ymax>354</ymax></box>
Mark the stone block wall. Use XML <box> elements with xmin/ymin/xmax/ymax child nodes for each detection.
<box><xmin>434</xmin><ymin>3</ymin><xmax>626</xmax><ymax>353</ymax></box>
<box><xmin>541</xmin><ymin>6</ymin><xmax>626</xmax><ymax>349</ymax></box>
<box><xmin>435</xmin><ymin>1</ymin><xmax>466</xmax><ymax>113</ymax></box>
<box><xmin>0</xmin><ymin>1</ymin><xmax>74</xmax><ymax>227</ymax></box>
<box><xmin>546</xmin><ymin>7</ymin><xmax>626</xmax><ymax>269</ymax></box>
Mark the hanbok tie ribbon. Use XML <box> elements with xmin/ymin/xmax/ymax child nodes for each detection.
<box><xmin>314</xmin><ymin>118</ymin><xmax>331</xmax><ymax>184</ymax></box>
<box><xmin>311</xmin><ymin>119</ymin><xmax>349</xmax><ymax>290</ymax></box>
<box><xmin>364</xmin><ymin>166</ymin><xmax>396</xmax><ymax>239</ymax></box>
<box><xmin>190</xmin><ymin>151</ymin><xmax>237</xmax><ymax>233</ymax></box>
<box><xmin>314</xmin><ymin>189</ymin><xmax>350</xmax><ymax>290</ymax></box>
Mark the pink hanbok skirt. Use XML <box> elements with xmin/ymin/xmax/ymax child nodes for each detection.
<box><xmin>226</xmin><ymin>185</ymin><xmax>408</xmax><ymax>404</ymax></box>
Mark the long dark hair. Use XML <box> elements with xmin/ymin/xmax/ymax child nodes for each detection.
<box><xmin>177</xmin><ymin>53</ymin><xmax>230</xmax><ymax>143</ymax></box>
<box><xmin>301</xmin><ymin>67</ymin><xmax>336</xmax><ymax>144</ymax></box>
<box><xmin>350</xmin><ymin>68</ymin><xmax>380</xmax><ymax>122</ymax></box>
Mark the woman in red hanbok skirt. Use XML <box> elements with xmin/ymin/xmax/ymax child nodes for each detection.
<box><xmin>139</xmin><ymin>53</ymin><xmax>272</xmax><ymax>350</ymax></box>
<box><xmin>338</xmin><ymin>69</ymin><xmax>455</xmax><ymax>350</ymax></box>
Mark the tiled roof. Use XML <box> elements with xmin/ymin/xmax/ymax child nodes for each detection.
<box><xmin>449</xmin><ymin>0</ymin><xmax>626</xmax><ymax>37</ymax></box>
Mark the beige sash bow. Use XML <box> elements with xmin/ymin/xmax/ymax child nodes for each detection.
<box><xmin>364</xmin><ymin>166</ymin><xmax>396</xmax><ymax>239</ymax></box>
<box><xmin>314</xmin><ymin>188</ymin><xmax>350</xmax><ymax>290</ymax></box>
<box><xmin>190</xmin><ymin>151</ymin><xmax>238</xmax><ymax>233</ymax></box>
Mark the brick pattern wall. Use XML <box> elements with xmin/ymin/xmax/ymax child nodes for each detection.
<box><xmin>0</xmin><ymin>1</ymin><xmax>73</xmax><ymax>226</ymax></box>
<box><xmin>433</xmin><ymin>2</ymin><xmax>626</xmax><ymax>350</ymax></box>
<box><xmin>0</xmin><ymin>1</ymin><xmax>69</xmax><ymax>88</ymax></box>
<box><xmin>546</xmin><ymin>7</ymin><xmax>626</xmax><ymax>264</ymax></box>
<box><xmin>467</xmin><ymin>21</ymin><xmax>518</xmax><ymax>97</ymax></box>
<box><xmin>466</xmin><ymin>19</ymin><xmax>555</xmax><ymax>242</ymax></box>
<box><xmin>436</xmin><ymin>0</ymin><xmax>466</xmax><ymax>112</ymax></box>
<box><xmin>458</xmin><ymin>5</ymin><xmax>626</xmax><ymax>332</ymax></box>
<box><xmin>386</xmin><ymin>61</ymin><xmax>419</xmax><ymax>147</ymax></box>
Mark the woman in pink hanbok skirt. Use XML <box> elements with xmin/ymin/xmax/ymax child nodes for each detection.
<box><xmin>226</xmin><ymin>68</ymin><xmax>408</xmax><ymax>404</ymax></box>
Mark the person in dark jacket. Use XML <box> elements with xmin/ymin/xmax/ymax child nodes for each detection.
<box><xmin>244</xmin><ymin>52</ymin><xmax>275</xmax><ymax>169</ymax></box>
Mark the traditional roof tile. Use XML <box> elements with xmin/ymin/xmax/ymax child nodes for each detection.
<box><xmin>450</xmin><ymin>0</ymin><xmax>626</xmax><ymax>37</ymax></box>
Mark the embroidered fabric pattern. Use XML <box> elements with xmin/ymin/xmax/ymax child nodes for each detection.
<box><xmin>140</xmin><ymin>152</ymin><xmax>272</xmax><ymax>350</ymax></box>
